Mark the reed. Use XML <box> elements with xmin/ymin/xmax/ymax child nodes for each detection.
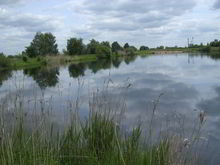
<box><xmin>0</xmin><ymin>84</ymin><xmax>207</xmax><ymax>165</ymax></box>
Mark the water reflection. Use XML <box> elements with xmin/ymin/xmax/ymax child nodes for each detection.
<box><xmin>1</xmin><ymin>54</ymin><xmax>220</xmax><ymax>164</ymax></box>
<box><xmin>198</xmin><ymin>87</ymin><xmax>220</xmax><ymax>116</ymax></box>
<box><xmin>68</xmin><ymin>63</ymin><xmax>87</xmax><ymax>78</ymax></box>
<box><xmin>24</xmin><ymin>67</ymin><xmax>60</xmax><ymax>89</ymax></box>
<box><xmin>124</xmin><ymin>55</ymin><xmax>137</xmax><ymax>65</ymax></box>
<box><xmin>189</xmin><ymin>52</ymin><xmax>220</xmax><ymax>61</ymax></box>
<box><xmin>112</xmin><ymin>57</ymin><xmax>123</xmax><ymax>68</ymax></box>
<box><xmin>87</xmin><ymin>59</ymin><xmax>112</xmax><ymax>73</ymax></box>
<box><xmin>0</xmin><ymin>70</ymin><xmax>12</xmax><ymax>86</ymax></box>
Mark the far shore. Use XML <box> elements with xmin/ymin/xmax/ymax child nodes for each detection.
<box><xmin>1</xmin><ymin>47</ymin><xmax>219</xmax><ymax>71</ymax></box>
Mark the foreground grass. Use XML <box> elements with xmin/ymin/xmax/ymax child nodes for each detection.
<box><xmin>0</xmin><ymin>85</ymin><xmax>206</xmax><ymax>165</ymax></box>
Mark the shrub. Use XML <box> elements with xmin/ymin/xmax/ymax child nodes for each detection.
<box><xmin>22</xmin><ymin>56</ymin><xmax>28</xmax><ymax>62</ymax></box>
<box><xmin>199</xmin><ymin>46</ymin><xmax>211</xmax><ymax>53</ymax></box>
<box><xmin>96</xmin><ymin>45</ymin><xmax>111</xmax><ymax>58</ymax></box>
<box><xmin>125</xmin><ymin>47</ymin><xmax>136</xmax><ymax>56</ymax></box>
<box><xmin>0</xmin><ymin>53</ymin><xmax>11</xmax><ymax>68</ymax></box>
<box><xmin>37</xmin><ymin>57</ymin><xmax>41</xmax><ymax>62</ymax></box>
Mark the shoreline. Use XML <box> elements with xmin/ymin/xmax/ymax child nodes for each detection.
<box><xmin>1</xmin><ymin>48</ymin><xmax>218</xmax><ymax>71</ymax></box>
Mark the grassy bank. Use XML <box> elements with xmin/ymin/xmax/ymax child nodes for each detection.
<box><xmin>0</xmin><ymin>55</ymin><xmax>98</xmax><ymax>71</ymax></box>
<box><xmin>0</xmin><ymin>85</ymin><xmax>206</xmax><ymax>165</ymax></box>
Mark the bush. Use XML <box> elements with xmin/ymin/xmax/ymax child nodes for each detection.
<box><xmin>37</xmin><ymin>57</ymin><xmax>41</xmax><ymax>62</ymax></box>
<box><xmin>96</xmin><ymin>45</ymin><xmax>111</xmax><ymax>58</ymax></box>
<box><xmin>125</xmin><ymin>47</ymin><xmax>136</xmax><ymax>56</ymax></box>
<box><xmin>199</xmin><ymin>46</ymin><xmax>211</xmax><ymax>53</ymax></box>
<box><xmin>0</xmin><ymin>54</ymin><xmax>11</xmax><ymax>68</ymax></box>
<box><xmin>0</xmin><ymin>52</ymin><xmax>4</xmax><ymax>57</ymax></box>
<box><xmin>22</xmin><ymin>56</ymin><xmax>28</xmax><ymax>62</ymax></box>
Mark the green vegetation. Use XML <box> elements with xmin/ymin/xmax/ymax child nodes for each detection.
<box><xmin>96</xmin><ymin>44</ymin><xmax>111</xmax><ymax>58</ymax></box>
<box><xmin>140</xmin><ymin>46</ymin><xmax>149</xmax><ymax>51</ymax></box>
<box><xmin>25</xmin><ymin>32</ymin><xmax>58</xmax><ymax>57</ymax></box>
<box><xmin>112</xmin><ymin>41</ymin><xmax>123</xmax><ymax>53</ymax></box>
<box><xmin>9</xmin><ymin>56</ymin><xmax>47</xmax><ymax>69</ymax></box>
<box><xmin>1</xmin><ymin>32</ymin><xmax>220</xmax><ymax>71</ymax></box>
<box><xmin>0</xmin><ymin>53</ymin><xmax>11</xmax><ymax>69</ymax></box>
<box><xmin>67</xmin><ymin>38</ymin><xmax>85</xmax><ymax>55</ymax></box>
<box><xmin>0</xmin><ymin>87</ymin><xmax>205</xmax><ymax>165</ymax></box>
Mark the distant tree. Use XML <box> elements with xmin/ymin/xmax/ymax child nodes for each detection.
<box><xmin>101</xmin><ymin>41</ymin><xmax>111</xmax><ymax>48</ymax></box>
<box><xmin>0</xmin><ymin>52</ymin><xmax>11</xmax><ymax>68</ymax></box>
<box><xmin>25</xmin><ymin>32</ymin><xmax>58</xmax><ymax>57</ymax></box>
<box><xmin>123</xmin><ymin>43</ymin><xmax>130</xmax><ymax>49</ymax></box>
<box><xmin>210</xmin><ymin>39</ymin><xmax>220</xmax><ymax>47</ymax></box>
<box><xmin>157</xmin><ymin>46</ymin><xmax>164</xmax><ymax>49</ymax></box>
<box><xmin>111</xmin><ymin>41</ymin><xmax>122</xmax><ymax>53</ymax></box>
<box><xmin>62</xmin><ymin>49</ymin><xmax>68</xmax><ymax>55</ymax></box>
<box><xmin>87</xmin><ymin>39</ymin><xmax>99</xmax><ymax>54</ymax></box>
<box><xmin>96</xmin><ymin>45</ymin><xmax>111</xmax><ymax>58</ymax></box>
<box><xmin>125</xmin><ymin>47</ymin><xmax>136</xmax><ymax>56</ymax></box>
<box><xmin>129</xmin><ymin>46</ymin><xmax>137</xmax><ymax>51</ymax></box>
<box><xmin>140</xmin><ymin>46</ymin><xmax>149</xmax><ymax>51</ymax></box>
<box><xmin>0</xmin><ymin>52</ymin><xmax>4</xmax><ymax>56</ymax></box>
<box><xmin>67</xmin><ymin>38</ymin><xmax>84</xmax><ymax>55</ymax></box>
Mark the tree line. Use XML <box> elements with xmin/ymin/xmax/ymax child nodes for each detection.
<box><xmin>1</xmin><ymin>32</ymin><xmax>220</xmax><ymax>59</ymax></box>
<box><xmin>24</xmin><ymin>32</ymin><xmax>150</xmax><ymax>58</ymax></box>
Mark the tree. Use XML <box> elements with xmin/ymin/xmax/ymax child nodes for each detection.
<box><xmin>67</xmin><ymin>38</ymin><xmax>84</xmax><ymax>55</ymax></box>
<box><xmin>0</xmin><ymin>52</ymin><xmax>4</xmax><ymax>56</ymax></box>
<box><xmin>210</xmin><ymin>39</ymin><xmax>220</xmax><ymax>47</ymax></box>
<box><xmin>140</xmin><ymin>46</ymin><xmax>149</xmax><ymax>51</ymax></box>
<box><xmin>124</xmin><ymin>43</ymin><xmax>130</xmax><ymax>49</ymax></box>
<box><xmin>125</xmin><ymin>47</ymin><xmax>136</xmax><ymax>56</ymax></box>
<box><xmin>96</xmin><ymin>45</ymin><xmax>111</xmax><ymax>58</ymax></box>
<box><xmin>26</xmin><ymin>32</ymin><xmax>58</xmax><ymax>57</ymax></box>
<box><xmin>129</xmin><ymin>46</ymin><xmax>137</xmax><ymax>51</ymax></box>
<box><xmin>157</xmin><ymin>46</ymin><xmax>164</xmax><ymax>49</ymax></box>
<box><xmin>111</xmin><ymin>41</ymin><xmax>122</xmax><ymax>53</ymax></box>
<box><xmin>0</xmin><ymin>52</ymin><xmax>11</xmax><ymax>68</ymax></box>
<box><xmin>87</xmin><ymin>39</ymin><xmax>99</xmax><ymax>54</ymax></box>
<box><xmin>101</xmin><ymin>41</ymin><xmax>111</xmax><ymax>48</ymax></box>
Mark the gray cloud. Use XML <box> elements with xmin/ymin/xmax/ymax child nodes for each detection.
<box><xmin>213</xmin><ymin>0</ymin><xmax>220</xmax><ymax>9</ymax></box>
<box><xmin>1</xmin><ymin>0</ymin><xmax>220</xmax><ymax>54</ymax></box>
<box><xmin>0</xmin><ymin>10</ymin><xmax>61</xmax><ymax>32</ymax></box>
<box><xmin>75</xmin><ymin>0</ymin><xmax>196</xmax><ymax>32</ymax></box>
<box><xmin>0</xmin><ymin>0</ymin><xmax>21</xmax><ymax>5</ymax></box>
<box><xmin>0</xmin><ymin>7</ymin><xmax>63</xmax><ymax>54</ymax></box>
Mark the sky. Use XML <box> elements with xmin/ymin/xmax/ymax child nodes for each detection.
<box><xmin>0</xmin><ymin>0</ymin><xmax>220</xmax><ymax>55</ymax></box>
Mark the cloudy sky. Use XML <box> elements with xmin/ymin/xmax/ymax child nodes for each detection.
<box><xmin>0</xmin><ymin>0</ymin><xmax>220</xmax><ymax>55</ymax></box>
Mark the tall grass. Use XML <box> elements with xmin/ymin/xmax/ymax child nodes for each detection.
<box><xmin>0</xmin><ymin>84</ymin><xmax>207</xmax><ymax>165</ymax></box>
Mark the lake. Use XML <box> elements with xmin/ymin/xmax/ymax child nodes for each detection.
<box><xmin>0</xmin><ymin>53</ymin><xmax>220</xmax><ymax>164</ymax></box>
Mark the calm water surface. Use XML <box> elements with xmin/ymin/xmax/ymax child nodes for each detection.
<box><xmin>1</xmin><ymin>53</ymin><xmax>220</xmax><ymax>163</ymax></box>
